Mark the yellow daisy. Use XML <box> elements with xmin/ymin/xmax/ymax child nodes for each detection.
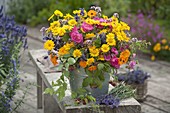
<box><xmin>44</xmin><ymin>40</ymin><xmax>55</xmax><ymax>51</ymax></box>
<box><xmin>73</xmin><ymin>49</ymin><xmax>82</xmax><ymax>58</ymax></box>
<box><xmin>101</xmin><ymin>44</ymin><xmax>110</xmax><ymax>53</ymax></box>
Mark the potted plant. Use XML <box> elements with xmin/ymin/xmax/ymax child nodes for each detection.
<box><xmin>117</xmin><ymin>67</ymin><xmax>150</xmax><ymax>101</ymax></box>
<box><xmin>41</xmin><ymin>6</ymin><xmax>148</xmax><ymax>102</ymax></box>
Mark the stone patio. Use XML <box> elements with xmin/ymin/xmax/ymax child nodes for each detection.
<box><xmin>14</xmin><ymin>26</ymin><xmax>170</xmax><ymax>113</ymax></box>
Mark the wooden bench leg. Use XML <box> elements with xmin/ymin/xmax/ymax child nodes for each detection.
<box><xmin>37</xmin><ymin>71</ymin><xmax>43</xmax><ymax>109</ymax></box>
<box><xmin>42</xmin><ymin>82</ymin><xmax>62</xmax><ymax>113</ymax></box>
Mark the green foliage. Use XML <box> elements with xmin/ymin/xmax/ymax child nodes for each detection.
<box><xmin>130</xmin><ymin>0</ymin><xmax>170</xmax><ymax>20</ymax></box>
<box><xmin>46</xmin><ymin>74</ymin><xmax>68</xmax><ymax>101</ymax></box>
<box><xmin>7</xmin><ymin>0</ymin><xmax>131</xmax><ymax>26</ymax></box>
<box><xmin>101</xmin><ymin>0</ymin><xmax>131</xmax><ymax>17</ymax></box>
<box><xmin>109</xmin><ymin>82</ymin><xmax>135</xmax><ymax>100</ymax></box>
<box><xmin>7</xmin><ymin>0</ymin><xmax>50</xmax><ymax>24</ymax></box>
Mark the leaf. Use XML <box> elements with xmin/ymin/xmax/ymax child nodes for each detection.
<box><xmin>67</xmin><ymin>58</ymin><xmax>76</xmax><ymax>65</ymax></box>
<box><xmin>98</xmin><ymin>73</ymin><xmax>105</xmax><ymax>81</ymax></box>
<box><xmin>82</xmin><ymin>77</ymin><xmax>92</xmax><ymax>87</ymax></box>
<box><xmin>63</xmin><ymin>54</ymin><xmax>71</xmax><ymax>58</ymax></box>
<box><xmin>65</xmin><ymin>63</ymin><xmax>69</xmax><ymax>71</ymax></box>
<box><xmin>63</xmin><ymin>70</ymin><xmax>70</xmax><ymax>78</ymax></box>
<box><xmin>97</xmin><ymin>63</ymin><xmax>104</xmax><ymax>70</ymax></box>
<box><xmin>57</xmin><ymin>64</ymin><xmax>63</xmax><ymax>71</ymax></box>
<box><xmin>44</xmin><ymin>88</ymin><xmax>54</xmax><ymax>95</ymax></box>
<box><xmin>71</xmin><ymin>91</ymin><xmax>77</xmax><ymax>99</ymax></box>
<box><xmin>94</xmin><ymin>38</ymin><xmax>101</xmax><ymax>48</ymax></box>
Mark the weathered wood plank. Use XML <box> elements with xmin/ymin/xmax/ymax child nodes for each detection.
<box><xmin>37</xmin><ymin>71</ymin><xmax>43</xmax><ymax>109</ymax></box>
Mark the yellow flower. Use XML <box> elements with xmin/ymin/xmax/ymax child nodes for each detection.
<box><xmin>120</xmin><ymin>21</ymin><xmax>130</xmax><ymax>31</ymax></box>
<box><xmin>73</xmin><ymin>49</ymin><xmax>82</xmax><ymax>58</ymax></box>
<box><xmin>50</xmin><ymin>21</ymin><xmax>60</xmax><ymax>27</ymax></box>
<box><xmin>54</xmin><ymin>10</ymin><xmax>63</xmax><ymax>17</ymax></box>
<box><xmin>68</xmin><ymin>19</ymin><xmax>77</xmax><ymax>26</ymax></box>
<box><xmin>63</xmin><ymin>42</ymin><xmax>75</xmax><ymax>51</ymax></box>
<box><xmin>101</xmin><ymin>22</ymin><xmax>109</xmax><ymax>26</ymax></box>
<box><xmin>106</xmin><ymin>33</ymin><xmax>116</xmax><ymax>46</ymax></box>
<box><xmin>102</xmin><ymin>15</ymin><xmax>108</xmax><ymax>19</ymax></box>
<box><xmin>87</xmin><ymin>10</ymin><xmax>97</xmax><ymax>18</ymax></box>
<box><xmin>161</xmin><ymin>39</ymin><xmax>167</xmax><ymax>44</ymax></box>
<box><xmin>101</xmin><ymin>44</ymin><xmax>110</xmax><ymax>53</ymax></box>
<box><xmin>57</xmin><ymin>27</ymin><xmax>66</xmax><ymax>36</ymax></box>
<box><xmin>63</xmin><ymin>25</ymin><xmax>73</xmax><ymax>30</ymax></box>
<box><xmin>73</xmin><ymin>10</ymin><xmax>81</xmax><ymax>16</ymax></box>
<box><xmin>165</xmin><ymin>45</ymin><xmax>169</xmax><ymax>50</ymax></box>
<box><xmin>98</xmin><ymin>55</ymin><xmax>104</xmax><ymax>61</ymax></box>
<box><xmin>87</xmin><ymin>58</ymin><xmax>95</xmax><ymax>65</ymax></box>
<box><xmin>90</xmin><ymin>48</ymin><xmax>99</xmax><ymax>57</ymax></box>
<box><xmin>153</xmin><ymin>43</ymin><xmax>161</xmax><ymax>52</ymax></box>
<box><xmin>151</xmin><ymin>55</ymin><xmax>155</xmax><ymax>61</ymax></box>
<box><xmin>64</xmin><ymin>13</ymin><xmax>74</xmax><ymax>20</ymax></box>
<box><xmin>85</xmin><ymin>33</ymin><xmax>96</xmax><ymax>39</ymax></box>
<box><xmin>73</xmin><ymin>10</ymin><xmax>87</xmax><ymax>17</ymax></box>
<box><xmin>48</xmin><ymin>14</ymin><xmax>54</xmax><ymax>21</ymax></box>
<box><xmin>58</xmin><ymin>46</ymin><xmax>69</xmax><ymax>56</ymax></box>
<box><xmin>111</xmin><ymin>16</ymin><xmax>118</xmax><ymax>24</ymax></box>
<box><xmin>44</xmin><ymin>40</ymin><xmax>55</xmax><ymax>51</ymax></box>
<box><xmin>98</xmin><ymin>29</ymin><xmax>107</xmax><ymax>34</ymax></box>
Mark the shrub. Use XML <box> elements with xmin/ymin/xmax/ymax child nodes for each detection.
<box><xmin>7</xmin><ymin>0</ymin><xmax>131</xmax><ymax>26</ymax></box>
<box><xmin>130</xmin><ymin>0</ymin><xmax>170</xmax><ymax>20</ymax></box>
<box><xmin>123</xmin><ymin>11</ymin><xmax>170</xmax><ymax>61</ymax></box>
<box><xmin>0</xmin><ymin>6</ymin><xmax>27</xmax><ymax>112</ymax></box>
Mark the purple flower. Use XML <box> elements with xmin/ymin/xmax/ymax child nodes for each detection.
<box><xmin>129</xmin><ymin>61</ymin><xmax>136</xmax><ymax>69</ymax></box>
<box><xmin>111</xmin><ymin>47</ymin><xmax>118</xmax><ymax>55</ymax></box>
<box><xmin>104</xmin><ymin>54</ymin><xmax>111</xmax><ymax>61</ymax></box>
<box><xmin>110</xmin><ymin>56</ymin><xmax>120</xmax><ymax>69</ymax></box>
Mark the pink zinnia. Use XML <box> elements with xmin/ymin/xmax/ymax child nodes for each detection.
<box><xmin>70</xmin><ymin>26</ymin><xmax>83</xmax><ymax>43</ymax></box>
<box><xmin>110</xmin><ymin>56</ymin><xmax>120</xmax><ymax>69</ymax></box>
<box><xmin>81</xmin><ymin>22</ymin><xmax>93</xmax><ymax>32</ymax></box>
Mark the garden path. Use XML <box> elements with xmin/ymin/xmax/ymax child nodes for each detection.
<box><xmin>15</xmin><ymin>26</ymin><xmax>170</xmax><ymax>113</ymax></box>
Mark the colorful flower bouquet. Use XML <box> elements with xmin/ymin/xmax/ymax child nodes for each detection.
<box><xmin>41</xmin><ymin>6</ymin><xmax>148</xmax><ymax>105</ymax></box>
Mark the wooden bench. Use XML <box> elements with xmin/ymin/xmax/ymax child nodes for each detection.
<box><xmin>29</xmin><ymin>49</ymin><xmax>141</xmax><ymax>113</ymax></box>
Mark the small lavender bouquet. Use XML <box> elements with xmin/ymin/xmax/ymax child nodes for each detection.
<box><xmin>117</xmin><ymin>67</ymin><xmax>150</xmax><ymax>84</ymax></box>
<box><xmin>117</xmin><ymin>67</ymin><xmax>150</xmax><ymax>101</ymax></box>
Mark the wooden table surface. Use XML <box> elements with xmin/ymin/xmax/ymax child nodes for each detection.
<box><xmin>29</xmin><ymin>49</ymin><xmax>141</xmax><ymax>113</ymax></box>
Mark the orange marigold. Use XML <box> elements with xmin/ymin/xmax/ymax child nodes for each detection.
<box><xmin>120</xmin><ymin>49</ymin><xmax>130</xmax><ymax>58</ymax></box>
<box><xmin>50</xmin><ymin>54</ymin><xmax>58</xmax><ymax>66</ymax></box>
<box><xmin>88</xmin><ymin>66</ymin><xmax>97</xmax><ymax>71</ymax></box>
<box><xmin>79</xmin><ymin>61</ymin><xmax>87</xmax><ymax>68</ymax></box>
<box><xmin>118</xmin><ymin>56</ymin><xmax>128</xmax><ymax>65</ymax></box>
<box><xmin>87</xmin><ymin>10</ymin><xmax>97</xmax><ymax>18</ymax></box>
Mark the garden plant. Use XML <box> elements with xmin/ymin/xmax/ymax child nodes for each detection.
<box><xmin>0</xmin><ymin>6</ymin><xmax>28</xmax><ymax>113</ymax></box>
